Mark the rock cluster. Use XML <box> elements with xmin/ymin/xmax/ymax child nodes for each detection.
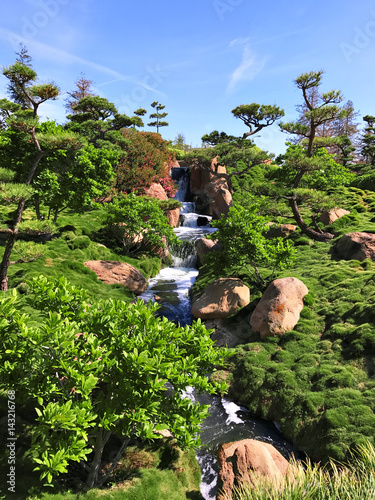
<box><xmin>319</xmin><ymin>207</ymin><xmax>350</xmax><ymax>225</ymax></box>
<box><xmin>189</xmin><ymin>157</ymin><xmax>232</xmax><ymax>219</ymax></box>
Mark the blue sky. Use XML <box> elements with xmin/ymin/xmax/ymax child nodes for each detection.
<box><xmin>1</xmin><ymin>0</ymin><xmax>375</xmax><ymax>155</ymax></box>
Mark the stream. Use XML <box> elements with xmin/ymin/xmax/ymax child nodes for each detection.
<box><xmin>139</xmin><ymin>168</ymin><xmax>297</xmax><ymax>499</ymax></box>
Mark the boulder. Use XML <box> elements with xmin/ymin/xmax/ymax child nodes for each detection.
<box><xmin>205</xmin><ymin>178</ymin><xmax>232</xmax><ymax>219</ymax></box>
<box><xmin>265</xmin><ymin>223</ymin><xmax>297</xmax><ymax>239</ymax></box>
<box><xmin>144</xmin><ymin>183</ymin><xmax>168</xmax><ymax>200</ymax></box>
<box><xmin>217</xmin><ymin>439</ymin><xmax>294</xmax><ymax>500</ymax></box>
<box><xmin>250</xmin><ymin>277</ymin><xmax>308</xmax><ymax>338</ymax></box>
<box><xmin>191</xmin><ymin>278</ymin><xmax>250</xmax><ymax>320</ymax></box>
<box><xmin>84</xmin><ymin>260</ymin><xmax>147</xmax><ymax>295</ymax></box>
<box><xmin>190</xmin><ymin>165</ymin><xmax>212</xmax><ymax>194</ymax></box>
<box><xmin>332</xmin><ymin>232</ymin><xmax>375</xmax><ymax>261</ymax></box>
<box><xmin>319</xmin><ymin>208</ymin><xmax>350</xmax><ymax>225</ymax></box>
<box><xmin>189</xmin><ymin>158</ymin><xmax>232</xmax><ymax>219</ymax></box>
<box><xmin>196</xmin><ymin>237</ymin><xmax>221</xmax><ymax>267</ymax></box>
<box><xmin>197</xmin><ymin>215</ymin><xmax>211</xmax><ymax>226</ymax></box>
<box><xmin>165</xmin><ymin>207</ymin><xmax>180</xmax><ymax>228</ymax></box>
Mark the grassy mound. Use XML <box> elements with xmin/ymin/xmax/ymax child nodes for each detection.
<box><xmin>196</xmin><ymin>187</ymin><xmax>375</xmax><ymax>463</ymax></box>
<box><xmin>1</xmin><ymin>206</ymin><xmax>162</xmax><ymax>303</ymax></box>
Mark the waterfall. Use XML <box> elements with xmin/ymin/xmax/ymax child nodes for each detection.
<box><xmin>171</xmin><ymin>166</ymin><xmax>192</xmax><ymax>202</ymax></box>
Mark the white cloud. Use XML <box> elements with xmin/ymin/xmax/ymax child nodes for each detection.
<box><xmin>227</xmin><ymin>39</ymin><xmax>267</xmax><ymax>92</ymax></box>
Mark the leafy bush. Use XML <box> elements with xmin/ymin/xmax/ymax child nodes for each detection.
<box><xmin>101</xmin><ymin>193</ymin><xmax>179</xmax><ymax>255</ymax></box>
<box><xmin>0</xmin><ymin>276</ymin><xmax>228</xmax><ymax>490</ymax></box>
<box><xmin>206</xmin><ymin>198</ymin><xmax>296</xmax><ymax>286</ymax></box>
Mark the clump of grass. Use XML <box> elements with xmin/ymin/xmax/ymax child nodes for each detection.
<box><xmin>220</xmin><ymin>441</ymin><xmax>375</xmax><ymax>500</ymax></box>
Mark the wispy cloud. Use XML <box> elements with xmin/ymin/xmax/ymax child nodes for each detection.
<box><xmin>0</xmin><ymin>28</ymin><xmax>163</xmax><ymax>95</ymax></box>
<box><xmin>227</xmin><ymin>38</ymin><xmax>267</xmax><ymax>92</ymax></box>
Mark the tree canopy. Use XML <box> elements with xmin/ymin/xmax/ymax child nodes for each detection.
<box><xmin>232</xmin><ymin>103</ymin><xmax>285</xmax><ymax>139</ymax></box>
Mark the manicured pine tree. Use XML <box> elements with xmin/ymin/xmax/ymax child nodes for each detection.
<box><xmin>148</xmin><ymin>101</ymin><xmax>168</xmax><ymax>133</ymax></box>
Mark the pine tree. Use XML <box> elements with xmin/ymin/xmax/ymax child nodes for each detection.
<box><xmin>280</xmin><ymin>70</ymin><xmax>347</xmax><ymax>158</ymax></box>
<box><xmin>361</xmin><ymin>115</ymin><xmax>375</xmax><ymax>165</ymax></box>
<box><xmin>147</xmin><ymin>101</ymin><xmax>168</xmax><ymax>133</ymax></box>
<box><xmin>65</xmin><ymin>73</ymin><xmax>96</xmax><ymax>113</ymax></box>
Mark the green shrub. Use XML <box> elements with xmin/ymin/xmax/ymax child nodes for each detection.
<box><xmin>67</xmin><ymin>235</ymin><xmax>91</xmax><ymax>250</ymax></box>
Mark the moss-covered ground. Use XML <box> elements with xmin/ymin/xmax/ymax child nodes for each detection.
<box><xmin>195</xmin><ymin>186</ymin><xmax>375</xmax><ymax>463</ymax></box>
<box><xmin>0</xmin><ymin>205</ymin><xmax>162</xmax><ymax>304</ymax></box>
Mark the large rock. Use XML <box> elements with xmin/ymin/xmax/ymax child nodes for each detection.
<box><xmin>191</xmin><ymin>278</ymin><xmax>250</xmax><ymax>320</ymax></box>
<box><xmin>196</xmin><ymin>238</ymin><xmax>221</xmax><ymax>267</ymax></box>
<box><xmin>190</xmin><ymin>157</ymin><xmax>232</xmax><ymax>219</ymax></box>
<box><xmin>217</xmin><ymin>439</ymin><xmax>294</xmax><ymax>500</ymax></box>
<box><xmin>250</xmin><ymin>277</ymin><xmax>308</xmax><ymax>338</ymax></box>
<box><xmin>84</xmin><ymin>260</ymin><xmax>147</xmax><ymax>295</ymax></box>
<box><xmin>332</xmin><ymin>232</ymin><xmax>375</xmax><ymax>261</ymax></box>
<box><xmin>165</xmin><ymin>207</ymin><xmax>180</xmax><ymax>228</ymax></box>
<box><xmin>144</xmin><ymin>183</ymin><xmax>168</xmax><ymax>200</ymax></box>
<box><xmin>204</xmin><ymin>178</ymin><xmax>232</xmax><ymax>219</ymax></box>
<box><xmin>319</xmin><ymin>208</ymin><xmax>350</xmax><ymax>225</ymax></box>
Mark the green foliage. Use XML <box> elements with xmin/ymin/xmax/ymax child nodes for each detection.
<box><xmin>273</xmin><ymin>144</ymin><xmax>355</xmax><ymax>190</ymax></box>
<box><xmin>361</xmin><ymin>115</ymin><xmax>375</xmax><ymax>165</ymax></box>
<box><xmin>101</xmin><ymin>193</ymin><xmax>179</xmax><ymax>255</ymax></box>
<box><xmin>0</xmin><ymin>276</ymin><xmax>228</xmax><ymax>489</ymax></box>
<box><xmin>280</xmin><ymin>70</ymin><xmax>347</xmax><ymax>157</ymax></box>
<box><xmin>17</xmin><ymin>219</ymin><xmax>56</xmax><ymax>235</ymax></box>
<box><xmin>10</xmin><ymin>240</ymin><xmax>45</xmax><ymax>262</ymax></box>
<box><xmin>33</xmin><ymin>144</ymin><xmax>119</xmax><ymax>221</ymax></box>
<box><xmin>232</xmin><ymin>103</ymin><xmax>285</xmax><ymax>138</ymax></box>
<box><xmin>206</xmin><ymin>198</ymin><xmax>296</xmax><ymax>286</ymax></box>
<box><xmin>65</xmin><ymin>96</ymin><xmax>137</xmax><ymax>150</ymax></box>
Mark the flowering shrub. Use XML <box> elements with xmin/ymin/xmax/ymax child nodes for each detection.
<box><xmin>157</xmin><ymin>175</ymin><xmax>178</xmax><ymax>197</ymax></box>
<box><xmin>116</xmin><ymin>129</ymin><xmax>173</xmax><ymax>193</ymax></box>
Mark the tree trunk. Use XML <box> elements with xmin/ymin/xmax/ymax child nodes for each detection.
<box><xmin>0</xmin><ymin>198</ymin><xmax>26</xmax><ymax>291</ymax></box>
<box><xmin>34</xmin><ymin>193</ymin><xmax>42</xmax><ymax>220</ymax></box>
<box><xmin>84</xmin><ymin>429</ymin><xmax>111</xmax><ymax>491</ymax></box>
<box><xmin>289</xmin><ymin>195</ymin><xmax>334</xmax><ymax>242</ymax></box>
<box><xmin>0</xmin><ymin>144</ymin><xmax>45</xmax><ymax>292</ymax></box>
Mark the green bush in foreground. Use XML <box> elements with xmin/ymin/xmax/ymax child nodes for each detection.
<box><xmin>222</xmin><ymin>441</ymin><xmax>375</xmax><ymax>500</ymax></box>
<box><xmin>0</xmin><ymin>276</ymin><xmax>228</xmax><ymax>491</ymax></box>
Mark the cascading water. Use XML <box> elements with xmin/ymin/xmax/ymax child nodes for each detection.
<box><xmin>139</xmin><ymin>168</ymin><xmax>298</xmax><ymax>499</ymax></box>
